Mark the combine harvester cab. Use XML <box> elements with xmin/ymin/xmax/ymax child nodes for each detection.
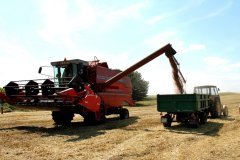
<box><xmin>0</xmin><ymin>43</ymin><xmax>177</xmax><ymax>125</ymax></box>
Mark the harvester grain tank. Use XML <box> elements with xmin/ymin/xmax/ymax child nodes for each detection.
<box><xmin>0</xmin><ymin>44</ymin><xmax>177</xmax><ymax>125</ymax></box>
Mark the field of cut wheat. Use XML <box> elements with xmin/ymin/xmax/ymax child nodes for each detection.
<box><xmin>0</xmin><ymin>93</ymin><xmax>240</xmax><ymax>160</ymax></box>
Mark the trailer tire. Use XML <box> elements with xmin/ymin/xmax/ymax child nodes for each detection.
<box><xmin>189</xmin><ymin>113</ymin><xmax>200</xmax><ymax>128</ymax></box>
<box><xmin>199</xmin><ymin>112</ymin><xmax>208</xmax><ymax>124</ymax></box>
<box><xmin>163</xmin><ymin>121</ymin><xmax>172</xmax><ymax>127</ymax></box>
<box><xmin>120</xmin><ymin>108</ymin><xmax>129</xmax><ymax>119</ymax></box>
<box><xmin>162</xmin><ymin>114</ymin><xmax>172</xmax><ymax>127</ymax></box>
<box><xmin>52</xmin><ymin>111</ymin><xmax>74</xmax><ymax>126</ymax></box>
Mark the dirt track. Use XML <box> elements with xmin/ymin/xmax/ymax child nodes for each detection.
<box><xmin>1</xmin><ymin>95</ymin><xmax>240</xmax><ymax>160</ymax></box>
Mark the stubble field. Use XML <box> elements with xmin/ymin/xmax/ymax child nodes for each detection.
<box><xmin>0</xmin><ymin>93</ymin><xmax>240</xmax><ymax>160</ymax></box>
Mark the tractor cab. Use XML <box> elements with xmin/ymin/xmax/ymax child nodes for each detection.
<box><xmin>193</xmin><ymin>85</ymin><xmax>220</xmax><ymax>105</ymax></box>
<box><xmin>193</xmin><ymin>85</ymin><xmax>219</xmax><ymax>96</ymax></box>
<box><xmin>193</xmin><ymin>85</ymin><xmax>226</xmax><ymax>117</ymax></box>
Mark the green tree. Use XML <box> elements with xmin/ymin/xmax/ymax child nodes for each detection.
<box><xmin>0</xmin><ymin>87</ymin><xmax>4</xmax><ymax>92</ymax></box>
<box><xmin>0</xmin><ymin>87</ymin><xmax>15</xmax><ymax>112</ymax></box>
<box><xmin>128</xmin><ymin>71</ymin><xmax>149</xmax><ymax>101</ymax></box>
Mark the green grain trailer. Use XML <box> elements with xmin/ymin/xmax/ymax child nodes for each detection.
<box><xmin>157</xmin><ymin>94</ymin><xmax>210</xmax><ymax>128</ymax></box>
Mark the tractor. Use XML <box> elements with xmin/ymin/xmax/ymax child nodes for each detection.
<box><xmin>194</xmin><ymin>85</ymin><xmax>228</xmax><ymax>117</ymax></box>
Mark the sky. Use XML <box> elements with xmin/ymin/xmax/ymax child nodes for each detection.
<box><xmin>0</xmin><ymin>0</ymin><xmax>240</xmax><ymax>94</ymax></box>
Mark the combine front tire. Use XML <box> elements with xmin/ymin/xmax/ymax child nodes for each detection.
<box><xmin>120</xmin><ymin>108</ymin><xmax>129</xmax><ymax>119</ymax></box>
<box><xmin>52</xmin><ymin>111</ymin><xmax>74</xmax><ymax>126</ymax></box>
<box><xmin>83</xmin><ymin>112</ymin><xmax>98</xmax><ymax>125</ymax></box>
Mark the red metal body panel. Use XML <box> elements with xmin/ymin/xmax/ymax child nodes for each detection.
<box><xmin>94</xmin><ymin>65</ymin><xmax>134</xmax><ymax>107</ymax></box>
<box><xmin>78</xmin><ymin>85</ymin><xmax>101</xmax><ymax>112</ymax></box>
<box><xmin>98</xmin><ymin>92</ymin><xmax>134</xmax><ymax>107</ymax></box>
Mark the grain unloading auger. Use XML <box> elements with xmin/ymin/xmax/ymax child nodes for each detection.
<box><xmin>0</xmin><ymin>43</ymin><xmax>178</xmax><ymax>125</ymax></box>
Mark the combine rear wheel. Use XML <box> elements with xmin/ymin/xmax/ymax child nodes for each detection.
<box><xmin>52</xmin><ymin>111</ymin><xmax>74</xmax><ymax>126</ymax></box>
<box><xmin>120</xmin><ymin>108</ymin><xmax>129</xmax><ymax>119</ymax></box>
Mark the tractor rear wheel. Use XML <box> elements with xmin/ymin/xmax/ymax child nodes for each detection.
<box><xmin>120</xmin><ymin>108</ymin><xmax>129</xmax><ymax>119</ymax></box>
<box><xmin>52</xmin><ymin>111</ymin><xmax>74</xmax><ymax>126</ymax></box>
<box><xmin>210</xmin><ymin>99</ymin><xmax>221</xmax><ymax>118</ymax></box>
<box><xmin>222</xmin><ymin>105</ymin><xmax>228</xmax><ymax>116</ymax></box>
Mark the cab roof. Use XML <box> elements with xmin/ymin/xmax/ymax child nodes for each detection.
<box><xmin>51</xmin><ymin>59</ymin><xmax>89</xmax><ymax>66</ymax></box>
<box><xmin>194</xmin><ymin>85</ymin><xmax>217</xmax><ymax>88</ymax></box>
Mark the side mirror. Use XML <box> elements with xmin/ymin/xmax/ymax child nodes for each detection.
<box><xmin>218</xmin><ymin>88</ymin><xmax>220</xmax><ymax>91</ymax></box>
<box><xmin>38</xmin><ymin>67</ymin><xmax>42</xmax><ymax>74</ymax></box>
<box><xmin>38</xmin><ymin>66</ymin><xmax>53</xmax><ymax>78</ymax></box>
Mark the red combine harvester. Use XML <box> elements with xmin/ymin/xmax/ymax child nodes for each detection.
<box><xmin>0</xmin><ymin>44</ymin><xmax>177</xmax><ymax>125</ymax></box>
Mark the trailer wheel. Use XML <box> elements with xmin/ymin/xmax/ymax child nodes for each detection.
<box><xmin>199</xmin><ymin>112</ymin><xmax>208</xmax><ymax>124</ymax></box>
<box><xmin>163</xmin><ymin>121</ymin><xmax>172</xmax><ymax>127</ymax></box>
<box><xmin>162</xmin><ymin>114</ymin><xmax>172</xmax><ymax>127</ymax></box>
<box><xmin>222</xmin><ymin>105</ymin><xmax>228</xmax><ymax>116</ymax></box>
<box><xmin>189</xmin><ymin>113</ymin><xmax>200</xmax><ymax>128</ymax></box>
<box><xmin>52</xmin><ymin>111</ymin><xmax>74</xmax><ymax>126</ymax></box>
<box><xmin>120</xmin><ymin>108</ymin><xmax>129</xmax><ymax>119</ymax></box>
